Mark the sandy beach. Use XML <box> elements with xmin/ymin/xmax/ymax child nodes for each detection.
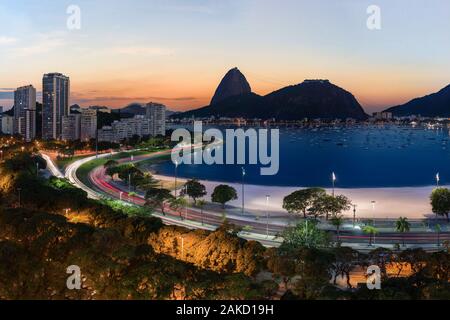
<box><xmin>153</xmin><ymin>174</ymin><xmax>440</xmax><ymax>219</ymax></box>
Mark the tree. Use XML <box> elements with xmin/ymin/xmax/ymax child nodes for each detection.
<box><xmin>145</xmin><ymin>188</ymin><xmax>174</xmax><ymax>215</ymax></box>
<box><xmin>181</xmin><ymin>179</ymin><xmax>206</xmax><ymax>204</ymax></box>
<box><xmin>211</xmin><ymin>185</ymin><xmax>237</xmax><ymax>209</ymax></box>
<box><xmin>363</xmin><ymin>224</ymin><xmax>379</xmax><ymax>246</ymax></box>
<box><xmin>395</xmin><ymin>217</ymin><xmax>410</xmax><ymax>247</ymax></box>
<box><xmin>134</xmin><ymin>173</ymin><xmax>159</xmax><ymax>190</ymax></box>
<box><xmin>331</xmin><ymin>247</ymin><xmax>360</xmax><ymax>288</ymax></box>
<box><xmin>169</xmin><ymin>197</ymin><xmax>188</xmax><ymax>220</ymax></box>
<box><xmin>280</xmin><ymin>219</ymin><xmax>330</xmax><ymax>251</ymax></box>
<box><xmin>430</xmin><ymin>188</ymin><xmax>450</xmax><ymax>221</ymax></box>
<box><xmin>283</xmin><ymin>188</ymin><xmax>326</xmax><ymax>219</ymax></box>
<box><xmin>104</xmin><ymin>159</ymin><xmax>118</xmax><ymax>169</ymax></box>
<box><xmin>330</xmin><ymin>214</ymin><xmax>344</xmax><ymax>242</ymax></box>
<box><xmin>197</xmin><ymin>199</ymin><xmax>207</xmax><ymax>226</ymax></box>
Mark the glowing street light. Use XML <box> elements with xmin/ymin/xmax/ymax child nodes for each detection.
<box><xmin>331</xmin><ymin>172</ymin><xmax>337</xmax><ymax>197</ymax></box>
<box><xmin>371</xmin><ymin>200</ymin><xmax>376</xmax><ymax>232</ymax></box>
<box><xmin>241</xmin><ymin>167</ymin><xmax>246</xmax><ymax>214</ymax></box>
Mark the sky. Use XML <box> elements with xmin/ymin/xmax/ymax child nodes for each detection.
<box><xmin>1</xmin><ymin>0</ymin><xmax>450</xmax><ymax>113</ymax></box>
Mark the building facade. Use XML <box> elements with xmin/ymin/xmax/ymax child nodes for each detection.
<box><xmin>80</xmin><ymin>108</ymin><xmax>97</xmax><ymax>141</ymax></box>
<box><xmin>42</xmin><ymin>73</ymin><xmax>70</xmax><ymax>140</ymax></box>
<box><xmin>1</xmin><ymin>115</ymin><xmax>14</xmax><ymax>135</ymax></box>
<box><xmin>145</xmin><ymin>102</ymin><xmax>166</xmax><ymax>136</ymax></box>
<box><xmin>14</xmin><ymin>85</ymin><xmax>36</xmax><ymax>141</ymax></box>
<box><xmin>61</xmin><ymin>114</ymin><xmax>81</xmax><ymax>141</ymax></box>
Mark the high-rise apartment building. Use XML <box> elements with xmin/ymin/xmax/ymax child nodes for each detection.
<box><xmin>14</xmin><ymin>85</ymin><xmax>36</xmax><ymax>141</ymax></box>
<box><xmin>80</xmin><ymin>108</ymin><xmax>97</xmax><ymax>141</ymax></box>
<box><xmin>42</xmin><ymin>73</ymin><xmax>70</xmax><ymax>140</ymax></box>
<box><xmin>1</xmin><ymin>115</ymin><xmax>14</xmax><ymax>135</ymax></box>
<box><xmin>61</xmin><ymin>114</ymin><xmax>81</xmax><ymax>141</ymax></box>
<box><xmin>145</xmin><ymin>102</ymin><xmax>166</xmax><ymax>136</ymax></box>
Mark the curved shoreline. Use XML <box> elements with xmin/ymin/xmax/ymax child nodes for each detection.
<box><xmin>152</xmin><ymin>172</ymin><xmax>441</xmax><ymax>219</ymax></box>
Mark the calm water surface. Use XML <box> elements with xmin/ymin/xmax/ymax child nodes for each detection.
<box><xmin>145</xmin><ymin>125</ymin><xmax>450</xmax><ymax>188</ymax></box>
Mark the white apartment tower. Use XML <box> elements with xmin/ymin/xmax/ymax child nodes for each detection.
<box><xmin>80</xmin><ymin>108</ymin><xmax>98</xmax><ymax>141</ymax></box>
<box><xmin>145</xmin><ymin>102</ymin><xmax>166</xmax><ymax>136</ymax></box>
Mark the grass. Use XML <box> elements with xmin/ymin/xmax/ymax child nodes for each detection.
<box><xmin>55</xmin><ymin>154</ymin><xmax>91</xmax><ymax>171</ymax></box>
<box><xmin>76</xmin><ymin>149</ymin><xmax>171</xmax><ymax>189</ymax></box>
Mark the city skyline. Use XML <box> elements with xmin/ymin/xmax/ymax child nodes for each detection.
<box><xmin>1</xmin><ymin>0</ymin><xmax>450</xmax><ymax>113</ymax></box>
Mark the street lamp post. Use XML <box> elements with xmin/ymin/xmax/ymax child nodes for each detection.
<box><xmin>185</xmin><ymin>185</ymin><xmax>188</xmax><ymax>220</ymax></box>
<box><xmin>266</xmin><ymin>195</ymin><xmax>270</xmax><ymax>238</ymax></box>
<box><xmin>371</xmin><ymin>200</ymin><xmax>376</xmax><ymax>245</ymax></box>
<box><xmin>241</xmin><ymin>167</ymin><xmax>246</xmax><ymax>214</ymax></box>
<box><xmin>119</xmin><ymin>191</ymin><xmax>123</xmax><ymax>201</ymax></box>
<box><xmin>128</xmin><ymin>173</ymin><xmax>131</xmax><ymax>193</ymax></box>
<box><xmin>0</xmin><ymin>150</ymin><xmax>3</xmax><ymax>160</ymax></box>
<box><xmin>352</xmin><ymin>204</ymin><xmax>357</xmax><ymax>227</ymax></box>
<box><xmin>332</xmin><ymin>172</ymin><xmax>336</xmax><ymax>197</ymax></box>
<box><xmin>436</xmin><ymin>172</ymin><xmax>440</xmax><ymax>187</ymax></box>
<box><xmin>174</xmin><ymin>161</ymin><xmax>179</xmax><ymax>198</ymax></box>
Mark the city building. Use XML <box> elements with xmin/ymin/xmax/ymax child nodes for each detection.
<box><xmin>372</xmin><ymin>112</ymin><xmax>393</xmax><ymax>120</ymax></box>
<box><xmin>97</xmin><ymin>126</ymin><xmax>114</xmax><ymax>142</ymax></box>
<box><xmin>145</xmin><ymin>102</ymin><xmax>166</xmax><ymax>136</ymax></box>
<box><xmin>80</xmin><ymin>108</ymin><xmax>98</xmax><ymax>141</ymax></box>
<box><xmin>42</xmin><ymin>73</ymin><xmax>70</xmax><ymax>140</ymax></box>
<box><xmin>14</xmin><ymin>85</ymin><xmax>36</xmax><ymax>141</ymax></box>
<box><xmin>61</xmin><ymin>114</ymin><xmax>81</xmax><ymax>141</ymax></box>
<box><xmin>1</xmin><ymin>114</ymin><xmax>14</xmax><ymax>135</ymax></box>
<box><xmin>110</xmin><ymin>115</ymin><xmax>151</xmax><ymax>141</ymax></box>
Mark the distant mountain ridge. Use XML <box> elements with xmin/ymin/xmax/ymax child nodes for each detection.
<box><xmin>177</xmin><ymin>71</ymin><xmax>368</xmax><ymax>120</ymax></box>
<box><xmin>384</xmin><ymin>84</ymin><xmax>450</xmax><ymax>117</ymax></box>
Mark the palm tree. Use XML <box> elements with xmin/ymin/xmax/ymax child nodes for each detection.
<box><xmin>396</xmin><ymin>217</ymin><xmax>410</xmax><ymax>247</ymax></box>
<box><xmin>197</xmin><ymin>199</ymin><xmax>207</xmax><ymax>226</ymax></box>
<box><xmin>330</xmin><ymin>214</ymin><xmax>344</xmax><ymax>242</ymax></box>
<box><xmin>363</xmin><ymin>225</ymin><xmax>379</xmax><ymax>246</ymax></box>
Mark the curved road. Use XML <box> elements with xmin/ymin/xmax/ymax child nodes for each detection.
<box><xmin>59</xmin><ymin>150</ymin><xmax>450</xmax><ymax>251</ymax></box>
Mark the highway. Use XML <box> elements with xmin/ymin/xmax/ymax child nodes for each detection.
<box><xmin>45</xmin><ymin>150</ymin><xmax>450</xmax><ymax>251</ymax></box>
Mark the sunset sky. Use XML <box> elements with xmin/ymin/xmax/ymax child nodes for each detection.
<box><xmin>1</xmin><ymin>0</ymin><xmax>450</xmax><ymax>113</ymax></box>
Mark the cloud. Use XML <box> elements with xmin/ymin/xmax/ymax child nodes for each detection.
<box><xmin>0</xmin><ymin>36</ymin><xmax>18</xmax><ymax>45</ymax></box>
<box><xmin>0</xmin><ymin>91</ymin><xmax>14</xmax><ymax>99</ymax></box>
<box><xmin>73</xmin><ymin>94</ymin><xmax>197</xmax><ymax>104</ymax></box>
<box><xmin>163</xmin><ymin>4</ymin><xmax>214</xmax><ymax>14</ymax></box>
<box><xmin>111</xmin><ymin>46</ymin><xmax>175</xmax><ymax>56</ymax></box>
<box><xmin>12</xmin><ymin>32</ymin><xmax>67</xmax><ymax>56</ymax></box>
